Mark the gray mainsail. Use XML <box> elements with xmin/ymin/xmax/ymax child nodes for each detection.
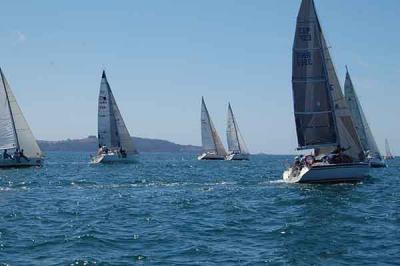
<box><xmin>201</xmin><ymin>97</ymin><xmax>227</xmax><ymax>156</ymax></box>
<box><xmin>98</xmin><ymin>71</ymin><xmax>137</xmax><ymax>154</ymax></box>
<box><xmin>292</xmin><ymin>0</ymin><xmax>337</xmax><ymax>149</ymax></box>
<box><xmin>344</xmin><ymin>67</ymin><xmax>381</xmax><ymax>159</ymax></box>
<box><xmin>226</xmin><ymin>103</ymin><xmax>249</xmax><ymax>154</ymax></box>
<box><xmin>292</xmin><ymin>0</ymin><xmax>364</xmax><ymax>160</ymax></box>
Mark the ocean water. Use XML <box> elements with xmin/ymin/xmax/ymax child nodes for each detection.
<box><xmin>0</xmin><ymin>152</ymin><xmax>399</xmax><ymax>265</ymax></box>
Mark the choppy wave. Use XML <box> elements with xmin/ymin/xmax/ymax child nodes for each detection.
<box><xmin>0</xmin><ymin>152</ymin><xmax>399</xmax><ymax>264</ymax></box>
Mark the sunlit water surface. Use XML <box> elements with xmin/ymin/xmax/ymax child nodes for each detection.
<box><xmin>0</xmin><ymin>152</ymin><xmax>399</xmax><ymax>265</ymax></box>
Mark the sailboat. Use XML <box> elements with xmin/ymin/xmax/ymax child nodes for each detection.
<box><xmin>344</xmin><ymin>67</ymin><xmax>386</xmax><ymax>168</ymax></box>
<box><xmin>225</xmin><ymin>103</ymin><xmax>250</xmax><ymax>160</ymax></box>
<box><xmin>91</xmin><ymin>71</ymin><xmax>138</xmax><ymax>164</ymax></box>
<box><xmin>282</xmin><ymin>0</ymin><xmax>369</xmax><ymax>183</ymax></box>
<box><xmin>198</xmin><ymin>97</ymin><xmax>227</xmax><ymax>160</ymax></box>
<box><xmin>0</xmin><ymin>68</ymin><xmax>43</xmax><ymax>167</ymax></box>
<box><xmin>384</xmin><ymin>139</ymin><xmax>394</xmax><ymax>160</ymax></box>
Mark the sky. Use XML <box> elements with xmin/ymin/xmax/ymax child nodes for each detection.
<box><xmin>0</xmin><ymin>0</ymin><xmax>399</xmax><ymax>154</ymax></box>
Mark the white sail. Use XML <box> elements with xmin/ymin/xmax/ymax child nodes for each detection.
<box><xmin>0</xmin><ymin>70</ymin><xmax>18</xmax><ymax>150</ymax></box>
<box><xmin>320</xmin><ymin>30</ymin><xmax>364</xmax><ymax>160</ymax></box>
<box><xmin>109</xmin><ymin>90</ymin><xmax>137</xmax><ymax>154</ymax></box>
<box><xmin>226</xmin><ymin>103</ymin><xmax>249</xmax><ymax>154</ymax></box>
<box><xmin>201</xmin><ymin>97</ymin><xmax>227</xmax><ymax>156</ymax></box>
<box><xmin>344</xmin><ymin>68</ymin><xmax>381</xmax><ymax>159</ymax></box>
<box><xmin>98</xmin><ymin>71</ymin><xmax>136</xmax><ymax>154</ymax></box>
<box><xmin>0</xmin><ymin>69</ymin><xmax>42</xmax><ymax>158</ymax></box>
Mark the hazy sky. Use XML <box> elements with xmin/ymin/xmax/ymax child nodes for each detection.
<box><xmin>0</xmin><ymin>0</ymin><xmax>398</xmax><ymax>154</ymax></box>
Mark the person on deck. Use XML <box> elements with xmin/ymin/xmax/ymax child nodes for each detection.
<box><xmin>119</xmin><ymin>147</ymin><xmax>127</xmax><ymax>158</ymax></box>
<box><xmin>14</xmin><ymin>148</ymin><xmax>21</xmax><ymax>163</ymax></box>
<box><xmin>329</xmin><ymin>145</ymin><xmax>352</xmax><ymax>163</ymax></box>
<box><xmin>332</xmin><ymin>145</ymin><xmax>349</xmax><ymax>155</ymax></box>
<box><xmin>19</xmin><ymin>149</ymin><xmax>29</xmax><ymax>161</ymax></box>
<box><xmin>3</xmin><ymin>149</ymin><xmax>11</xmax><ymax>160</ymax></box>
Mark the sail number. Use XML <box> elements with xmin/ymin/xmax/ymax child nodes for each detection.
<box><xmin>298</xmin><ymin>27</ymin><xmax>311</xmax><ymax>41</ymax></box>
<box><xmin>296</xmin><ymin>52</ymin><xmax>312</xmax><ymax>66</ymax></box>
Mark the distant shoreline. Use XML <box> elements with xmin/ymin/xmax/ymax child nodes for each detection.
<box><xmin>38</xmin><ymin>136</ymin><xmax>201</xmax><ymax>153</ymax></box>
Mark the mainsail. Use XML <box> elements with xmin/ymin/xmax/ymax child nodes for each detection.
<box><xmin>292</xmin><ymin>0</ymin><xmax>364</xmax><ymax>160</ymax></box>
<box><xmin>98</xmin><ymin>71</ymin><xmax>137</xmax><ymax>154</ymax></box>
<box><xmin>201</xmin><ymin>97</ymin><xmax>227</xmax><ymax>156</ymax></box>
<box><xmin>0</xmin><ymin>69</ymin><xmax>42</xmax><ymax>158</ymax></box>
<box><xmin>344</xmin><ymin>67</ymin><xmax>381</xmax><ymax>159</ymax></box>
<box><xmin>226</xmin><ymin>103</ymin><xmax>249</xmax><ymax>154</ymax></box>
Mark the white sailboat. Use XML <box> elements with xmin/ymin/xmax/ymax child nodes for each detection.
<box><xmin>225</xmin><ymin>103</ymin><xmax>250</xmax><ymax>160</ymax></box>
<box><xmin>198</xmin><ymin>97</ymin><xmax>227</xmax><ymax>160</ymax></box>
<box><xmin>344</xmin><ymin>67</ymin><xmax>386</xmax><ymax>168</ymax></box>
<box><xmin>384</xmin><ymin>139</ymin><xmax>394</xmax><ymax>160</ymax></box>
<box><xmin>91</xmin><ymin>71</ymin><xmax>138</xmax><ymax>164</ymax></box>
<box><xmin>283</xmin><ymin>0</ymin><xmax>369</xmax><ymax>183</ymax></box>
<box><xmin>0</xmin><ymin>68</ymin><xmax>43</xmax><ymax>167</ymax></box>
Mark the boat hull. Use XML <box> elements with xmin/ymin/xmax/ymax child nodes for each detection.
<box><xmin>225</xmin><ymin>153</ymin><xmax>250</xmax><ymax>161</ymax></box>
<box><xmin>91</xmin><ymin>153</ymin><xmax>138</xmax><ymax>164</ymax></box>
<box><xmin>283</xmin><ymin>163</ymin><xmax>370</xmax><ymax>184</ymax></box>
<box><xmin>368</xmin><ymin>159</ymin><xmax>387</xmax><ymax>168</ymax></box>
<box><xmin>0</xmin><ymin>157</ymin><xmax>43</xmax><ymax>168</ymax></box>
<box><xmin>197</xmin><ymin>153</ymin><xmax>225</xmax><ymax>160</ymax></box>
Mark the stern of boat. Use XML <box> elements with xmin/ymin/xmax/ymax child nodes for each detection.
<box><xmin>198</xmin><ymin>152</ymin><xmax>225</xmax><ymax>160</ymax></box>
<box><xmin>225</xmin><ymin>153</ymin><xmax>250</xmax><ymax>161</ymax></box>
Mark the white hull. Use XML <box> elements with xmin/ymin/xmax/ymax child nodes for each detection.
<box><xmin>197</xmin><ymin>152</ymin><xmax>225</xmax><ymax>160</ymax></box>
<box><xmin>91</xmin><ymin>152</ymin><xmax>138</xmax><ymax>164</ymax></box>
<box><xmin>0</xmin><ymin>157</ymin><xmax>43</xmax><ymax>168</ymax></box>
<box><xmin>283</xmin><ymin>162</ymin><xmax>370</xmax><ymax>184</ymax></box>
<box><xmin>225</xmin><ymin>153</ymin><xmax>250</xmax><ymax>161</ymax></box>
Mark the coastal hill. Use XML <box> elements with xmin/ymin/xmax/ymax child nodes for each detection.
<box><xmin>38</xmin><ymin>136</ymin><xmax>201</xmax><ymax>153</ymax></box>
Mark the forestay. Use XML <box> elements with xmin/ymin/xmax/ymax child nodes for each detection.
<box><xmin>344</xmin><ymin>68</ymin><xmax>381</xmax><ymax>158</ymax></box>
<box><xmin>201</xmin><ymin>98</ymin><xmax>227</xmax><ymax>156</ymax></box>
<box><xmin>226</xmin><ymin>103</ymin><xmax>249</xmax><ymax>154</ymax></box>
<box><xmin>0</xmin><ymin>69</ymin><xmax>42</xmax><ymax>158</ymax></box>
<box><xmin>293</xmin><ymin>0</ymin><xmax>363</xmax><ymax>160</ymax></box>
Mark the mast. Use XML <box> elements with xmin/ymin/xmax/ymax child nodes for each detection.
<box><xmin>0</xmin><ymin>68</ymin><xmax>19</xmax><ymax>149</ymax></box>
<box><xmin>317</xmin><ymin>5</ymin><xmax>341</xmax><ymax>149</ymax></box>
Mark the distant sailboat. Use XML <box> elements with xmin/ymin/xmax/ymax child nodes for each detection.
<box><xmin>344</xmin><ymin>67</ymin><xmax>386</xmax><ymax>168</ymax></box>
<box><xmin>198</xmin><ymin>97</ymin><xmax>227</xmax><ymax>160</ymax></box>
<box><xmin>0</xmin><ymin>68</ymin><xmax>43</xmax><ymax>167</ymax></box>
<box><xmin>282</xmin><ymin>0</ymin><xmax>369</xmax><ymax>183</ymax></box>
<box><xmin>91</xmin><ymin>71</ymin><xmax>138</xmax><ymax>164</ymax></box>
<box><xmin>225</xmin><ymin>103</ymin><xmax>249</xmax><ymax>160</ymax></box>
<box><xmin>384</xmin><ymin>139</ymin><xmax>394</xmax><ymax>160</ymax></box>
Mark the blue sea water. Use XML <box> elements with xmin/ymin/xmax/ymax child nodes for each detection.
<box><xmin>0</xmin><ymin>152</ymin><xmax>399</xmax><ymax>265</ymax></box>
